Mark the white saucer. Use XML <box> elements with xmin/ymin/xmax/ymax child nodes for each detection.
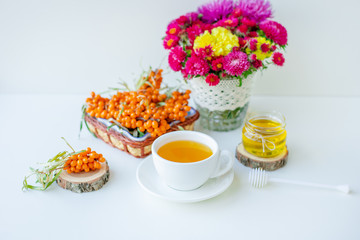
<box><xmin>136</xmin><ymin>156</ymin><xmax>234</xmax><ymax>203</ymax></box>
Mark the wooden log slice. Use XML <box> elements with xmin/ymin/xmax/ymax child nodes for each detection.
<box><xmin>56</xmin><ymin>161</ymin><xmax>110</xmax><ymax>193</ymax></box>
<box><xmin>236</xmin><ymin>143</ymin><xmax>288</xmax><ymax>171</ymax></box>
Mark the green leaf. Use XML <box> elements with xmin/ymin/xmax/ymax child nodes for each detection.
<box><xmin>61</xmin><ymin>137</ymin><xmax>75</xmax><ymax>153</ymax></box>
<box><xmin>137</xmin><ymin>128</ymin><xmax>145</xmax><ymax>137</ymax></box>
<box><xmin>157</xmin><ymin>102</ymin><xmax>166</xmax><ymax>107</ymax></box>
<box><xmin>178</xmin><ymin>126</ymin><xmax>185</xmax><ymax>131</ymax></box>
<box><xmin>107</xmin><ymin>123</ymin><xmax>117</xmax><ymax>130</ymax></box>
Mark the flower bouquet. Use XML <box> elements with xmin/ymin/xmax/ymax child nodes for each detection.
<box><xmin>163</xmin><ymin>0</ymin><xmax>288</xmax><ymax>131</ymax></box>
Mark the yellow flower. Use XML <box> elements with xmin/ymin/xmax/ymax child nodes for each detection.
<box><xmin>194</xmin><ymin>27</ymin><xmax>239</xmax><ymax>57</ymax></box>
<box><xmin>246</xmin><ymin>37</ymin><xmax>273</xmax><ymax>61</ymax></box>
<box><xmin>194</xmin><ymin>30</ymin><xmax>214</xmax><ymax>50</ymax></box>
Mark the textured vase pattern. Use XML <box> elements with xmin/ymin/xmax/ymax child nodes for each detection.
<box><xmin>189</xmin><ymin>74</ymin><xmax>255</xmax><ymax>131</ymax></box>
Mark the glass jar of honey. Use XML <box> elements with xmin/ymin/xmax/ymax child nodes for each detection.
<box><xmin>242</xmin><ymin>111</ymin><xmax>287</xmax><ymax>158</ymax></box>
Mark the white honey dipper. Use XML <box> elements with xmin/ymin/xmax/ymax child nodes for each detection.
<box><xmin>249</xmin><ymin>168</ymin><xmax>350</xmax><ymax>194</ymax></box>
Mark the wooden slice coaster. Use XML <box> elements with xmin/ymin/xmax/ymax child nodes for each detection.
<box><xmin>56</xmin><ymin>162</ymin><xmax>110</xmax><ymax>193</ymax></box>
<box><xmin>236</xmin><ymin>143</ymin><xmax>288</xmax><ymax>171</ymax></box>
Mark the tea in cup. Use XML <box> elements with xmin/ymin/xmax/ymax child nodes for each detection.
<box><xmin>152</xmin><ymin>131</ymin><xmax>234</xmax><ymax>191</ymax></box>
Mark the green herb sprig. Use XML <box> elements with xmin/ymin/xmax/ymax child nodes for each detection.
<box><xmin>22</xmin><ymin>138</ymin><xmax>84</xmax><ymax>191</ymax></box>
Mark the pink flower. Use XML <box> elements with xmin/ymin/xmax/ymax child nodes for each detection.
<box><xmin>205</xmin><ymin>74</ymin><xmax>220</xmax><ymax>86</ymax></box>
<box><xmin>224</xmin><ymin>51</ymin><xmax>250</xmax><ymax>76</ymax></box>
<box><xmin>260</xmin><ymin>43</ymin><xmax>270</xmax><ymax>53</ymax></box>
<box><xmin>271</xmin><ymin>45</ymin><xmax>277</xmax><ymax>51</ymax></box>
<box><xmin>185</xmin><ymin>55</ymin><xmax>210</xmax><ymax>76</ymax></box>
<box><xmin>196</xmin><ymin>45</ymin><xmax>213</xmax><ymax>58</ymax></box>
<box><xmin>249</xmin><ymin>39</ymin><xmax>258</xmax><ymax>51</ymax></box>
<box><xmin>250</xmin><ymin>53</ymin><xmax>257</xmax><ymax>61</ymax></box>
<box><xmin>186</xmin><ymin>12</ymin><xmax>199</xmax><ymax>23</ymax></box>
<box><xmin>168</xmin><ymin>46</ymin><xmax>186</xmax><ymax>71</ymax></box>
<box><xmin>166</xmin><ymin>23</ymin><xmax>181</xmax><ymax>35</ymax></box>
<box><xmin>198</xmin><ymin>0</ymin><xmax>234</xmax><ymax>23</ymax></box>
<box><xmin>272</xmin><ymin>52</ymin><xmax>285</xmax><ymax>66</ymax></box>
<box><xmin>252</xmin><ymin>59</ymin><xmax>262</xmax><ymax>69</ymax></box>
<box><xmin>260</xmin><ymin>20</ymin><xmax>288</xmax><ymax>46</ymax></box>
<box><xmin>237</xmin><ymin>0</ymin><xmax>272</xmax><ymax>23</ymax></box>
<box><xmin>211</xmin><ymin>57</ymin><xmax>224</xmax><ymax>71</ymax></box>
<box><xmin>163</xmin><ymin>35</ymin><xmax>179</xmax><ymax>49</ymax></box>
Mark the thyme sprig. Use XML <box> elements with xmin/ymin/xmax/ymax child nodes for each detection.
<box><xmin>22</xmin><ymin>138</ymin><xmax>84</xmax><ymax>191</ymax></box>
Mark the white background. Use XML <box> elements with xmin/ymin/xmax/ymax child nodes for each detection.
<box><xmin>1</xmin><ymin>1</ymin><xmax>360</xmax><ymax>240</ymax></box>
<box><xmin>1</xmin><ymin>0</ymin><xmax>359</xmax><ymax>96</ymax></box>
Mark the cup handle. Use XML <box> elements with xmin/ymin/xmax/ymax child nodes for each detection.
<box><xmin>210</xmin><ymin>150</ymin><xmax>234</xmax><ymax>179</ymax></box>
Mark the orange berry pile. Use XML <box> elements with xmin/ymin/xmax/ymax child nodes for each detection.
<box><xmin>85</xmin><ymin>69</ymin><xmax>192</xmax><ymax>138</ymax></box>
<box><xmin>63</xmin><ymin>148</ymin><xmax>105</xmax><ymax>174</ymax></box>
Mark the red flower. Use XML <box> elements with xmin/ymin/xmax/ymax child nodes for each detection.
<box><xmin>249</xmin><ymin>39</ymin><xmax>258</xmax><ymax>51</ymax></box>
<box><xmin>241</xmin><ymin>17</ymin><xmax>257</xmax><ymax>27</ymax></box>
<box><xmin>232</xmin><ymin>7</ymin><xmax>243</xmax><ymax>18</ymax></box>
<box><xmin>211</xmin><ymin>57</ymin><xmax>224</xmax><ymax>71</ymax></box>
<box><xmin>260</xmin><ymin>43</ymin><xmax>270</xmax><ymax>53</ymax></box>
<box><xmin>252</xmin><ymin>60</ymin><xmax>262</xmax><ymax>69</ymax></box>
<box><xmin>176</xmin><ymin>15</ymin><xmax>189</xmax><ymax>26</ymax></box>
<box><xmin>248</xmin><ymin>31</ymin><xmax>259</xmax><ymax>37</ymax></box>
<box><xmin>205</xmin><ymin>74</ymin><xmax>220</xmax><ymax>86</ymax></box>
<box><xmin>166</xmin><ymin>23</ymin><xmax>181</xmax><ymax>35</ymax></box>
<box><xmin>186</xmin><ymin>24</ymin><xmax>204</xmax><ymax>44</ymax></box>
<box><xmin>238</xmin><ymin>25</ymin><xmax>248</xmax><ymax>33</ymax></box>
<box><xmin>163</xmin><ymin>35</ymin><xmax>179</xmax><ymax>49</ymax></box>
<box><xmin>238</xmin><ymin>37</ymin><xmax>247</xmax><ymax>48</ymax></box>
<box><xmin>272</xmin><ymin>52</ymin><xmax>285</xmax><ymax>66</ymax></box>
<box><xmin>196</xmin><ymin>45</ymin><xmax>213</xmax><ymax>58</ymax></box>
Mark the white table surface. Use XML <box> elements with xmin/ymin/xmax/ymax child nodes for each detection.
<box><xmin>1</xmin><ymin>94</ymin><xmax>359</xmax><ymax>240</ymax></box>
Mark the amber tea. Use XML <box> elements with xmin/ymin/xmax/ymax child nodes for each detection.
<box><xmin>157</xmin><ymin>140</ymin><xmax>213</xmax><ymax>163</ymax></box>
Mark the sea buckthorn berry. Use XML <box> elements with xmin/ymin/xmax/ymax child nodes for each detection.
<box><xmin>88</xmin><ymin>162</ymin><xmax>94</xmax><ymax>169</ymax></box>
<box><xmin>84</xmin><ymin>69</ymin><xmax>194</xmax><ymax>138</ymax></box>
<box><xmin>136</xmin><ymin>120</ymin><xmax>143</xmax><ymax>127</ymax></box>
<box><xmin>152</xmin><ymin>120</ymin><xmax>158</xmax><ymax>129</ymax></box>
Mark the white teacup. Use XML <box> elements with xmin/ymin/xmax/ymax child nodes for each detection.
<box><xmin>152</xmin><ymin>131</ymin><xmax>234</xmax><ymax>191</ymax></box>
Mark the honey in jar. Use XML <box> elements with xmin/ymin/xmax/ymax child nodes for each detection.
<box><xmin>242</xmin><ymin>112</ymin><xmax>287</xmax><ymax>158</ymax></box>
